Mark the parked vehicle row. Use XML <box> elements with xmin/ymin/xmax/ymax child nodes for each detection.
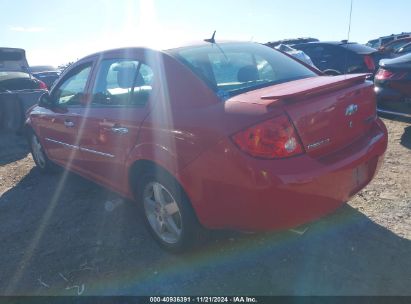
<box><xmin>293</xmin><ymin>41</ymin><xmax>381</xmax><ymax>75</ymax></box>
<box><xmin>375</xmin><ymin>53</ymin><xmax>411</xmax><ymax>118</ymax></box>
<box><xmin>265</xmin><ymin>37</ymin><xmax>411</xmax><ymax>118</ymax></box>
<box><xmin>378</xmin><ymin>37</ymin><xmax>411</xmax><ymax>58</ymax></box>
<box><xmin>0</xmin><ymin>48</ymin><xmax>49</xmax><ymax>131</ymax></box>
<box><xmin>26</xmin><ymin>41</ymin><xmax>388</xmax><ymax>252</ymax></box>
<box><xmin>366</xmin><ymin>32</ymin><xmax>411</xmax><ymax>49</ymax></box>
<box><xmin>30</xmin><ymin>65</ymin><xmax>60</xmax><ymax>89</ymax></box>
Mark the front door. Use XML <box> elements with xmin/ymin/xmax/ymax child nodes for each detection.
<box><xmin>38</xmin><ymin>63</ymin><xmax>93</xmax><ymax>168</ymax></box>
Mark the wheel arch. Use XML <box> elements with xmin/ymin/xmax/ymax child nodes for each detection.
<box><xmin>128</xmin><ymin>158</ymin><xmax>203</xmax><ymax>225</ymax></box>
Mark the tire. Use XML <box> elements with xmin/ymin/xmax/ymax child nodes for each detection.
<box><xmin>28</xmin><ymin>131</ymin><xmax>58</xmax><ymax>173</ymax></box>
<box><xmin>137</xmin><ymin>170</ymin><xmax>203</xmax><ymax>253</ymax></box>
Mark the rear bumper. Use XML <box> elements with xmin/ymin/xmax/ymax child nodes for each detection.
<box><xmin>179</xmin><ymin>119</ymin><xmax>388</xmax><ymax>231</ymax></box>
<box><xmin>375</xmin><ymin>86</ymin><xmax>411</xmax><ymax>117</ymax></box>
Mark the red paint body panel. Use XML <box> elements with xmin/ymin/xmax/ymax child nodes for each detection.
<box><xmin>179</xmin><ymin>119</ymin><xmax>387</xmax><ymax>230</ymax></box>
<box><xmin>27</xmin><ymin>43</ymin><xmax>388</xmax><ymax>232</ymax></box>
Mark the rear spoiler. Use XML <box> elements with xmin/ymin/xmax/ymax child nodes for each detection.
<box><xmin>261</xmin><ymin>74</ymin><xmax>370</xmax><ymax>103</ymax></box>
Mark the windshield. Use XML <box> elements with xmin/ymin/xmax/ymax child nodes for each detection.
<box><xmin>168</xmin><ymin>42</ymin><xmax>317</xmax><ymax>99</ymax></box>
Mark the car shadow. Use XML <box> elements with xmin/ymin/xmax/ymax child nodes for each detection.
<box><xmin>0</xmin><ymin>168</ymin><xmax>410</xmax><ymax>296</ymax></box>
<box><xmin>0</xmin><ymin>130</ymin><xmax>29</xmax><ymax>165</ymax></box>
<box><xmin>400</xmin><ymin>126</ymin><xmax>411</xmax><ymax>150</ymax></box>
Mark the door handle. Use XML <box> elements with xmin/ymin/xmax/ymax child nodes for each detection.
<box><xmin>64</xmin><ymin>120</ymin><xmax>75</xmax><ymax>128</ymax></box>
<box><xmin>111</xmin><ymin>126</ymin><xmax>129</xmax><ymax>134</ymax></box>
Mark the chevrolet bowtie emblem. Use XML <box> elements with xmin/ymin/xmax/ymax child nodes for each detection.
<box><xmin>345</xmin><ymin>104</ymin><xmax>359</xmax><ymax>116</ymax></box>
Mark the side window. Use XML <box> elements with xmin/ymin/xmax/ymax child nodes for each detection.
<box><xmin>131</xmin><ymin>63</ymin><xmax>153</xmax><ymax>105</ymax></box>
<box><xmin>92</xmin><ymin>59</ymin><xmax>153</xmax><ymax>106</ymax></box>
<box><xmin>53</xmin><ymin>64</ymin><xmax>91</xmax><ymax>106</ymax></box>
<box><xmin>255</xmin><ymin>55</ymin><xmax>275</xmax><ymax>80</ymax></box>
<box><xmin>299</xmin><ymin>46</ymin><xmax>323</xmax><ymax>64</ymax></box>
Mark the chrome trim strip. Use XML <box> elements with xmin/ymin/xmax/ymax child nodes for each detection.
<box><xmin>80</xmin><ymin>147</ymin><xmax>115</xmax><ymax>158</ymax></box>
<box><xmin>45</xmin><ymin>138</ymin><xmax>115</xmax><ymax>158</ymax></box>
<box><xmin>307</xmin><ymin>138</ymin><xmax>331</xmax><ymax>150</ymax></box>
<box><xmin>45</xmin><ymin>138</ymin><xmax>79</xmax><ymax>150</ymax></box>
<box><xmin>377</xmin><ymin>108</ymin><xmax>411</xmax><ymax>118</ymax></box>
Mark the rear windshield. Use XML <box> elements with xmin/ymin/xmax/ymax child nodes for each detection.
<box><xmin>0</xmin><ymin>50</ymin><xmax>23</xmax><ymax>61</ymax></box>
<box><xmin>168</xmin><ymin>43</ymin><xmax>317</xmax><ymax>99</ymax></box>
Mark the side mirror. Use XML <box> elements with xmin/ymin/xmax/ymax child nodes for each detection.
<box><xmin>38</xmin><ymin>92</ymin><xmax>53</xmax><ymax>108</ymax></box>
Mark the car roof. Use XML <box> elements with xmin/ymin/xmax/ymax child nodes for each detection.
<box><xmin>384</xmin><ymin>37</ymin><xmax>411</xmax><ymax>46</ymax></box>
<box><xmin>294</xmin><ymin>41</ymin><xmax>376</xmax><ymax>54</ymax></box>
<box><xmin>294</xmin><ymin>41</ymin><xmax>357</xmax><ymax>46</ymax></box>
<box><xmin>75</xmin><ymin>41</ymin><xmax>262</xmax><ymax>63</ymax></box>
<box><xmin>30</xmin><ymin>65</ymin><xmax>57</xmax><ymax>73</ymax></box>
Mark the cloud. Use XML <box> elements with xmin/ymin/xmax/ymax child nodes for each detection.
<box><xmin>9</xmin><ymin>26</ymin><xmax>47</xmax><ymax>33</ymax></box>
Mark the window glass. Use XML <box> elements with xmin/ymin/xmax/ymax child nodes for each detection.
<box><xmin>398</xmin><ymin>43</ymin><xmax>411</xmax><ymax>54</ymax></box>
<box><xmin>391</xmin><ymin>41</ymin><xmax>410</xmax><ymax>52</ymax></box>
<box><xmin>381</xmin><ymin>37</ymin><xmax>395</xmax><ymax>45</ymax></box>
<box><xmin>54</xmin><ymin>64</ymin><xmax>91</xmax><ymax>106</ymax></box>
<box><xmin>170</xmin><ymin>43</ymin><xmax>316</xmax><ymax>98</ymax></box>
<box><xmin>92</xmin><ymin>59</ymin><xmax>153</xmax><ymax>106</ymax></box>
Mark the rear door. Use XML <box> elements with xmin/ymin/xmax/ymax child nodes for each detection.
<box><xmin>78</xmin><ymin>53</ymin><xmax>154</xmax><ymax>193</ymax></box>
<box><xmin>35</xmin><ymin>63</ymin><xmax>93</xmax><ymax>167</ymax></box>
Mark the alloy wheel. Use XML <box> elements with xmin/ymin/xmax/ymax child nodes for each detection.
<box><xmin>143</xmin><ymin>182</ymin><xmax>183</xmax><ymax>244</ymax></box>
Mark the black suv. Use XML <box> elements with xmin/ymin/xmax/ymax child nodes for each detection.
<box><xmin>293</xmin><ymin>41</ymin><xmax>381</xmax><ymax>75</ymax></box>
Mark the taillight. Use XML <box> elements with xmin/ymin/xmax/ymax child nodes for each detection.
<box><xmin>38</xmin><ymin>80</ymin><xmax>48</xmax><ymax>90</ymax></box>
<box><xmin>364</xmin><ymin>55</ymin><xmax>376</xmax><ymax>71</ymax></box>
<box><xmin>375</xmin><ymin>68</ymin><xmax>407</xmax><ymax>80</ymax></box>
<box><xmin>231</xmin><ymin>115</ymin><xmax>304</xmax><ymax>159</ymax></box>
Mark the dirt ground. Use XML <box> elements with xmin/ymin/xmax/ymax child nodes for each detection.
<box><xmin>0</xmin><ymin>118</ymin><xmax>410</xmax><ymax>296</ymax></box>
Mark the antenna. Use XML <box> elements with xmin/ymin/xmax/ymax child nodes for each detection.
<box><xmin>347</xmin><ymin>0</ymin><xmax>353</xmax><ymax>42</ymax></box>
<box><xmin>343</xmin><ymin>0</ymin><xmax>353</xmax><ymax>78</ymax></box>
<box><xmin>204</xmin><ymin>31</ymin><xmax>216</xmax><ymax>43</ymax></box>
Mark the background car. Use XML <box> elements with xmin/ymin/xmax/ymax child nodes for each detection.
<box><xmin>30</xmin><ymin>65</ymin><xmax>60</xmax><ymax>89</ymax></box>
<box><xmin>394</xmin><ymin>42</ymin><xmax>411</xmax><ymax>57</ymax></box>
<box><xmin>265</xmin><ymin>37</ymin><xmax>319</xmax><ymax>48</ymax></box>
<box><xmin>0</xmin><ymin>47</ymin><xmax>30</xmax><ymax>72</ymax></box>
<box><xmin>374</xmin><ymin>53</ymin><xmax>411</xmax><ymax>118</ymax></box>
<box><xmin>0</xmin><ymin>49</ymin><xmax>48</xmax><ymax>132</ymax></box>
<box><xmin>0</xmin><ymin>71</ymin><xmax>48</xmax><ymax>131</ymax></box>
<box><xmin>26</xmin><ymin>42</ymin><xmax>387</xmax><ymax>252</ymax></box>
<box><xmin>366</xmin><ymin>32</ymin><xmax>411</xmax><ymax>49</ymax></box>
<box><xmin>293</xmin><ymin>41</ymin><xmax>381</xmax><ymax>75</ymax></box>
<box><xmin>378</xmin><ymin>37</ymin><xmax>411</xmax><ymax>58</ymax></box>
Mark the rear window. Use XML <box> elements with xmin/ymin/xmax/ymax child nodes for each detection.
<box><xmin>168</xmin><ymin>43</ymin><xmax>317</xmax><ymax>99</ymax></box>
<box><xmin>0</xmin><ymin>50</ymin><xmax>23</xmax><ymax>61</ymax></box>
<box><xmin>366</xmin><ymin>40</ymin><xmax>379</xmax><ymax>48</ymax></box>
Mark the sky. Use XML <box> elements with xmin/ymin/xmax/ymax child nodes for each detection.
<box><xmin>1</xmin><ymin>0</ymin><xmax>410</xmax><ymax>66</ymax></box>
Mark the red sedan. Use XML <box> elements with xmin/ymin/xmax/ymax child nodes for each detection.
<box><xmin>26</xmin><ymin>42</ymin><xmax>388</xmax><ymax>252</ymax></box>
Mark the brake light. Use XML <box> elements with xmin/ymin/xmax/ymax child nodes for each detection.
<box><xmin>38</xmin><ymin>80</ymin><xmax>48</xmax><ymax>90</ymax></box>
<box><xmin>375</xmin><ymin>68</ymin><xmax>407</xmax><ymax>80</ymax></box>
<box><xmin>231</xmin><ymin>115</ymin><xmax>304</xmax><ymax>159</ymax></box>
<box><xmin>364</xmin><ymin>55</ymin><xmax>375</xmax><ymax>71</ymax></box>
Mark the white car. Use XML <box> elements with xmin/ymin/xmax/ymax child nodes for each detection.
<box><xmin>275</xmin><ymin>44</ymin><xmax>316</xmax><ymax>67</ymax></box>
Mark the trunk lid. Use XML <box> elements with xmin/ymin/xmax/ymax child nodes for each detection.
<box><xmin>230</xmin><ymin>74</ymin><xmax>377</xmax><ymax>157</ymax></box>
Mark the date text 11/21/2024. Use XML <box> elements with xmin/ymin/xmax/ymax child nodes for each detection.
<box><xmin>149</xmin><ymin>296</ymin><xmax>258</xmax><ymax>303</ymax></box>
